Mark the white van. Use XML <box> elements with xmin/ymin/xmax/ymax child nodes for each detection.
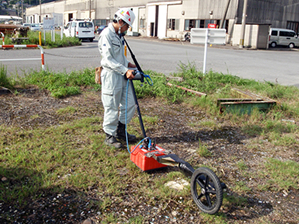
<box><xmin>64</xmin><ymin>20</ymin><xmax>95</xmax><ymax>42</ymax></box>
<box><xmin>269</xmin><ymin>28</ymin><xmax>299</xmax><ymax>48</ymax></box>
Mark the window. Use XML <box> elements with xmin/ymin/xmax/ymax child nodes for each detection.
<box><xmin>79</xmin><ymin>22</ymin><xmax>93</xmax><ymax>28</ymax></box>
<box><xmin>216</xmin><ymin>20</ymin><xmax>220</xmax><ymax>28</ymax></box>
<box><xmin>140</xmin><ymin>18</ymin><xmax>145</xmax><ymax>28</ymax></box>
<box><xmin>168</xmin><ymin>19</ymin><xmax>175</xmax><ymax>30</ymax></box>
<box><xmin>93</xmin><ymin>19</ymin><xmax>108</xmax><ymax>26</ymax></box>
<box><xmin>168</xmin><ymin>19</ymin><xmax>179</xmax><ymax>30</ymax></box>
<box><xmin>287</xmin><ymin>21</ymin><xmax>299</xmax><ymax>34</ymax></box>
<box><xmin>280</xmin><ymin>31</ymin><xmax>296</xmax><ymax>37</ymax></box>
<box><xmin>224</xmin><ymin>20</ymin><xmax>228</xmax><ymax>32</ymax></box>
<box><xmin>271</xmin><ymin>30</ymin><xmax>278</xmax><ymax>36</ymax></box>
<box><xmin>205</xmin><ymin>20</ymin><xmax>214</xmax><ymax>28</ymax></box>
<box><xmin>184</xmin><ymin>19</ymin><xmax>200</xmax><ymax>31</ymax></box>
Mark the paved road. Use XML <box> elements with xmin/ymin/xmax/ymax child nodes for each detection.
<box><xmin>1</xmin><ymin>36</ymin><xmax>299</xmax><ymax>87</ymax></box>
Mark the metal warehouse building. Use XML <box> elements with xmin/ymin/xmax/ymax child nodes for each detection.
<box><xmin>26</xmin><ymin>0</ymin><xmax>299</xmax><ymax>47</ymax></box>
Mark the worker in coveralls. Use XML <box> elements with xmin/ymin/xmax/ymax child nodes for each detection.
<box><xmin>98</xmin><ymin>8</ymin><xmax>137</xmax><ymax>148</ymax></box>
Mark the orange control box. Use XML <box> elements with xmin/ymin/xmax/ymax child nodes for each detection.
<box><xmin>130</xmin><ymin>144</ymin><xmax>168</xmax><ymax>171</ymax></box>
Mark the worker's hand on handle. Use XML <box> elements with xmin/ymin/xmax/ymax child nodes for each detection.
<box><xmin>126</xmin><ymin>69</ymin><xmax>136</xmax><ymax>80</ymax></box>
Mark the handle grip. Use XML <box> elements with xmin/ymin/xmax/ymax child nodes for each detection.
<box><xmin>125</xmin><ymin>70</ymin><xmax>144</xmax><ymax>81</ymax></box>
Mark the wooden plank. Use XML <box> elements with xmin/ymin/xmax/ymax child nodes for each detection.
<box><xmin>166</xmin><ymin>82</ymin><xmax>207</xmax><ymax>97</ymax></box>
<box><xmin>217</xmin><ymin>98</ymin><xmax>263</xmax><ymax>107</ymax></box>
<box><xmin>231</xmin><ymin>88</ymin><xmax>264</xmax><ymax>100</ymax></box>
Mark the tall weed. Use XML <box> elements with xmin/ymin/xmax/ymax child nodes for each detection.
<box><xmin>0</xmin><ymin>65</ymin><xmax>13</xmax><ymax>89</ymax></box>
<box><xmin>24</xmin><ymin>68</ymin><xmax>99</xmax><ymax>98</ymax></box>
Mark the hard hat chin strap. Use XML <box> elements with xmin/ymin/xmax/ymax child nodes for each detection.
<box><xmin>118</xmin><ymin>20</ymin><xmax>127</xmax><ymax>36</ymax></box>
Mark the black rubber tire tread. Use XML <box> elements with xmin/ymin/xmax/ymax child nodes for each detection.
<box><xmin>191</xmin><ymin>167</ymin><xmax>223</xmax><ymax>214</ymax></box>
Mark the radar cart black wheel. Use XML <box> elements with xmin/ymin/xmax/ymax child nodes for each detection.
<box><xmin>191</xmin><ymin>167</ymin><xmax>223</xmax><ymax>214</ymax></box>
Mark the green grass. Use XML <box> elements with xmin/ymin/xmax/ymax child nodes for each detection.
<box><xmin>0</xmin><ymin>65</ymin><xmax>13</xmax><ymax>89</ymax></box>
<box><xmin>232</xmin><ymin>180</ymin><xmax>252</xmax><ymax>193</ymax></box>
<box><xmin>197</xmin><ymin>140</ymin><xmax>212</xmax><ymax>157</ymax></box>
<box><xmin>237</xmin><ymin>161</ymin><xmax>248</xmax><ymax>170</ymax></box>
<box><xmin>258</xmin><ymin>158</ymin><xmax>299</xmax><ymax>191</ymax></box>
<box><xmin>1</xmin><ymin>62</ymin><xmax>299</xmax><ymax>222</ymax></box>
<box><xmin>56</xmin><ymin>106</ymin><xmax>77</xmax><ymax>115</ymax></box>
<box><xmin>0</xmin><ymin>117</ymin><xmax>116</xmax><ymax>202</ymax></box>
<box><xmin>223</xmin><ymin>193</ymin><xmax>248</xmax><ymax>207</ymax></box>
<box><xmin>23</xmin><ymin>68</ymin><xmax>100</xmax><ymax>98</ymax></box>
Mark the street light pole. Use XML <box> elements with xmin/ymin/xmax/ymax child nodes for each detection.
<box><xmin>89</xmin><ymin>0</ymin><xmax>91</xmax><ymax>19</ymax></box>
<box><xmin>39</xmin><ymin>0</ymin><xmax>41</xmax><ymax>23</ymax></box>
<box><xmin>21</xmin><ymin>0</ymin><xmax>24</xmax><ymax>23</ymax></box>
<box><xmin>239</xmin><ymin>0</ymin><xmax>248</xmax><ymax>48</ymax></box>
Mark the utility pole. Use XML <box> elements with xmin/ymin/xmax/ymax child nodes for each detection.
<box><xmin>21</xmin><ymin>0</ymin><xmax>24</xmax><ymax>23</ymax></box>
<box><xmin>89</xmin><ymin>0</ymin><xmax>91</xmax><ymax>19</ymax></box>
<box><xmin>39</xmin><ymin>0</ymin><xmax>41</xmax><ymax>23</ymax></box>
<box><xmin>239</xmin><ymin>0</ymin><xmax>248</xmax><ymax>48</ymax></box>
<box><xmin>220</xmin><ymin>0</ymin><xmax>231</xmax><ymax>29</ymax></box>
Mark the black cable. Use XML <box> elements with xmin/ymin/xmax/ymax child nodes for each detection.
<box><xmin>123</xmin><ymin>37</ymin><xmax>144</xmax><ymax>83</ymax></box>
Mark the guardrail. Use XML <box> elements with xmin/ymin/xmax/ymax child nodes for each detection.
<box><xmin>0</xmin><ymin>44</ymin><xmax>45</xmax><ymax>70</ymax></box>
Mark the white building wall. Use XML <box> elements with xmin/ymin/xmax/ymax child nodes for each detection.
<box><xmin>131</xmin><ymin>7</ymin><xmax>139</xmax><ymax>33</ymax></box>
<box><xmin>147</xmin><ymin>5</ymin><xmax>156</xmax><ymax>36</ymax></box>
<box><xmin>157</xmin><ymin>4</ymin><xmax>167</xmax><ymax>39</ymax></box>
<box><xmin>138</xmin><ymin>7</ymin><xmax>147</xmax><ymax>36</ymax></box>
<box><xmin>167</xmin><ymin>4</ymin><xmax>183</xmax><ymax>39</ymax></box>
<box><xmin>231</xmin><ymin>24</ymin><xmax>259</xmax><ymax>48</ymax></box>
<box><xmin>26</xmin><ymin>0</ymin><xmax>64</xmax><ymax>23</ymax></box>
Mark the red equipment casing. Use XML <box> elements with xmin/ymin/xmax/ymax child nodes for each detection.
<box><xmin>130</xmin><ymin>144</ymin><xmax>167</xmax><ymax>171</ymax></box>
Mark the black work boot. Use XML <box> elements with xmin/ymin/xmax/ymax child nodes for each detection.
<box><xmin>104</xmin><ymin>133</ymin><xmax>122</xmax><ymax>148</ymax></box>
<box><xmin>116</xmin><ymin>121</ymin><xmax>137</xmax><ymax>142</ymax></box>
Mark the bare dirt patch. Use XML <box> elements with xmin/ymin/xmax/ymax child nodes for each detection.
<box><xmin>0</xmin><ymin>88</ymin><xmax>298</xmax><ymax>223</ymax></box>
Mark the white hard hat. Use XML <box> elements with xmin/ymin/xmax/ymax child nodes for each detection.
<box><xmin>115</xmin><ymin>8</ymin><xmax>135</xmax><ymax>27</ymax></box>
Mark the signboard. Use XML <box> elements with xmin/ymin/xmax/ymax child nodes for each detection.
<box><xmin>190</xmin><ymin>28</ymin><xmax>226</xmax><ymax>74</ymax></box>
<box><xmin>191</xmin><ymin>28</ymin><xmax>226</xmax><ymax>45</ymax></box>
<box><xmin>53</xmin><ymin>13</ymin><xmax>63</xmax><ymax>27</ymax></box>
<box><xmin>208</xmin><ymin>23</ymin><xmax>217</xmax><ymax>29</ymax></box>
<box><xmin>43</xmin><ymin>17</ymin><xmax>54</xmax><ymax>30</ymax></box>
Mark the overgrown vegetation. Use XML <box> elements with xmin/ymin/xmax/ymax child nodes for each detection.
<box><xmin>2</xmin><ymin>61</ymin><xmax>299</xmax><ymax>146</ymax></box>
<box><xmin>0</xmin><ymin>63</ymin><xmax>298</xmax><ymax>223</ymax></box>
<box><xmin>3</xmin><ymin>66</ymin><xmax>100</xmax><ymax>98</ymax></box>
<box><xmin>1</xmin><ymin>30</ymin><xmax>81</xmax><ymax>48</ymax></box>
<box><xmin>0</xmin><ymin>65</ymin><xmax>13</xmax><ymax>89</ymax></box>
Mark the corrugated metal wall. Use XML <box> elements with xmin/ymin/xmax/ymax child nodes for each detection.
<box><xmin>237</xmin><ymin>0</ymin><xmax>299</xmax><ymax>28</ymax></box>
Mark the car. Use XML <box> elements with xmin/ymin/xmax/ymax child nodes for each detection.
<box><xmin>96</xmin><ymin>25</ymin><xmax>107</xmax><ymax>34</ymax></box>
<box><xmin>30</xmin><ymin>24</ymin><xmax>41</xmax><ymax>31</ymax></box>
<box><xmin>23</xmin><ymin>23</ymin><xmax>41</xmax><ymax>31</ymax></box>
<box><xmin>64</xmin><ymin>20</ymin><xmax>95</xmax><ymax>42</ymax></box>
<box><xmin>269</xmin><ymin>28</ymin><xmax>299</xmax><ymax>48</ymax></box>
<box><xmin>22</xmin><ymin>23</ymin><xmax>31</xmax><ymax>27</ymax></box>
